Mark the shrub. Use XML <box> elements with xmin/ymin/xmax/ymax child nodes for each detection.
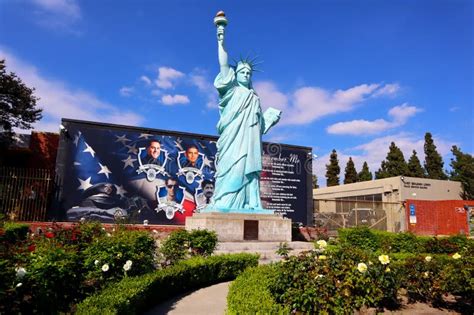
<box><xmin>338</xmin><ymin>226</ymin><xmax>380</xmax><ymax>251</ymax></box>
<box><xmin>159</xmin><ymin>229</ymin><xmax>218</xmax><ymax>265</ymax></box>
<box><xmin>440</xmin><ymin>253</ymin><xmax>474</xmax><ymax>304</ymax></box>
<box><xmin>2</xmin><ymin>222</ymin><xmax>29</xmax><ymax>242</ymax></box>
<box><xmin>227</xmin><ymin>264</ymin><xmax>290</xmax><ymax>314</ymax></box>
<box><xmin>2</xmin><ymin>241</ymin><xmax>83</xmax><ymax>314</ymax></box>
<box><xmin>76</xmin><ymin>253</ymin><xmax>259</xmax><ymax>314</ymax></box>
<box><xmin>269</xmin><ymin>247</ymin><xmax>401</xmax><ymax>313</ymax></box>
<box><xmin>159</xmin><ymin>229</ymin><xmax>190</xmax><ymax>265</ymax></box>
<box><xmin>81</xmin><ymin>229</ymin><xmax>156</xmax><ymax>287</ymax></box>
<box><xmin>423</xmin><ymin>234</ymin><xmax>472</xmax><ymax>255</ymax></box>
<box><xmin>188</xmin><ymin>229</ymin><xmax>218</xmax><ymax>256</ymax></box>
<box><xmin>276</xmin><ymin>242</ymin><xmax>291</xmax><ymax>259</ymax></box>
<box><xmin>383</xmin><ymin>232</ymin><xmax>422</xmax><ymax>253</ymax></box>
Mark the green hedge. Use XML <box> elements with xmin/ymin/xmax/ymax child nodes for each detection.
<box><xmin>338</xmin><ymin>226</ymin><xmax>472</xmax><ymax>254</ymax></box>
<box><xmin>227</xmin><ymin>265</ymin><xmax>290</xmax><ymax>314</ymax></box>
<box><xmin>2</xmin><ymin>222</ymin><xmax>29</xmax><ymax>242</ymax></box>
<box><xmin>76</xmin><ymin>253</ymin><xmax>259</xmax><ymax>315</ymax></box>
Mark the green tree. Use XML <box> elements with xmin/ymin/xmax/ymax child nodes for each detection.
<box><xmin>407</xmin><ymin>150</ymin><xmax>425</xmax><ymax>178</ymax></box>
<box><xmin>358</xmin><ymin>161</ymin><xmax>373</xmax><ymax>182</ymax></box>
<box><xmin>375</xmin><ymin>142</ymin><xmax>408</xmax><ymax>178</ymax></box>
<box><xmin>343</xmin><ymin>157</ymin><xmax>358</xmax><ymax>184</ymax></box>
<box><xmin>312</xmin><ymin>174</ymin><xmax>319</xmax><ymax>189</ymax></box>
<box><xmin>375</xmin><ymin>160</ymin><xmax>389</xmax><ymax>179</ymax></box>
<box><xmin>450</xmin><ymin>145</ymin><xmax>474</xmax><ymax>200</ymax></box>
<box><xmin>423</xmin><ymin>132</ymin><xmax>447</xmax><ymax>179</ymax></box>
<box><xmin>0</xmin><ymin>59</ymin><xmax>42</xmax><ymax>147</ymax></box>
<box><xmin>325</xmin><ymin>149</ymin><xmax>340</xmax><ymax>186</ymax></box>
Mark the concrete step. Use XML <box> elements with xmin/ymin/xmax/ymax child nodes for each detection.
<box><xmin>216</xmin><ymin>241</ymin><xmax>314</xmax><ymax>251</ymax></box>
<box><xmin>214</xmin><ymin>241</ymin><xmax>314</xmax><ymax>264</ymax></box>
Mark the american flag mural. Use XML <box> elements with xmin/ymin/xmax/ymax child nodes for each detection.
<box><xmin>57</xmin><ymin>121</ymin><xmax>217</xmax><ymax>225</ymax></box>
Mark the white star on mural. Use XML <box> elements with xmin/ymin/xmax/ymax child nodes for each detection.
<box><xmin>115</xmin><ymin>134</ymin><xmax>131</xmax><ymax>145</ymax></box>
<box><xmin>126</xmin><ymin>144</ymin><xmax>138</xmax><ymax>154</ymax></box>
<box><xmin>77</xmin><ymin>177</ymin><xmax>93</xmax><ymax>191</ymax></box>
<box><xmin>122</xmin><ymin>155</ymin><xmax>137</xmax><ymax>169</ymax></box>
<box><xmin>115</xmin><ymin>185</ymin><xmax>128</xmax><ymax>198</ymax></box>
<box><xmin>83</xmin><ymin>142</ymin><xmax>96</xmax><ymax>157</ymax></box>
<box><xmin>174</xmin><ymin>138</ymin><xmax>184</xmax><ymax>151</ymax></box>
<box><xmin>138</xmin><ymin>133</ymin><xmax>153</xmax><ymax>139</ymax></box>
<box><xmin>98</xmin><ymin>163</ymin><xmax>112</xmax><ymax>179</ymax></box>
<box><xmin>73</xmin><ymin>131</ymin><xmax>82</xmax><ymax>146</ymax></box>
<box><xmin>203</xmin><ymin>155</ymin><xmax>213</xmax><ymax>168</ymax></box>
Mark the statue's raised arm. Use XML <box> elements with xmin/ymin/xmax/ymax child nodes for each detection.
<box><xmin>214</xmin><ymin>11</ymin><xmax>230</xmax><ymax>77</ymax></box>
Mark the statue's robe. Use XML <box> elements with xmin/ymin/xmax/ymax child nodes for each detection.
<box><xmin>212</xmin><ymin>69</ymin><xmax>266</xmax><ymax>210</ymax></box>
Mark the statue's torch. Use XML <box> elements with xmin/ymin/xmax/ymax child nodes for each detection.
<box><xmin>214</xmin><ymin>11</ymin><xmax>228</xmax><ymax>41</ymax></box>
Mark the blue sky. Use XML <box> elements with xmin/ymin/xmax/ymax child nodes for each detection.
<box><xmin>1</xmin><ymin>0</ymin><xmax>472</xmax><ymax>186</ymax></box>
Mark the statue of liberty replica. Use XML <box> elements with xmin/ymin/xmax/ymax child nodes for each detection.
<box><xmin>203</xmin><ymin>11</ymin><xmax>282</xmax><ymax>214</ymax></box>
<box><xmin>188</xmin><ymin>12</ymin><xmax>290</xmax><ymax>242</ymax></box>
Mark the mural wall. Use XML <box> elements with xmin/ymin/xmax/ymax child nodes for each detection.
<box><xmin>53</xmin><ymin>119</ymin><xmax>312</xmax><ymax>225</ymax></box>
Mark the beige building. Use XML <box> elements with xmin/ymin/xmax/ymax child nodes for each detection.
<box><xmin>312</xmin><ymin>176</ymin><xmax>462</xmax><ymax>233</ymax></box>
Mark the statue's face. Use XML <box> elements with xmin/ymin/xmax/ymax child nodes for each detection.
<box><xmin>236</xmin><ymin>65</ymin><xmax>252</xmax><ymax>87</ymax></box>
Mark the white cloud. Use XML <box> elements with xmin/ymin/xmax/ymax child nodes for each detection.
<box><xmin>119</xmin><ymin>86</ymin><xmax>134</xmax><ymax>97</ymax></box>
<box><xmin>327</xmin><ymin>119</ymin><xmax>393</xmax><ymax>135</ymax></box>
<box><xmin>388</xmin><ymin>103</ymin><xmax>422</xmax><ymax>123</ymax></box>
<box><xmin>313</xmin><ymin>132</ymin><xmax>455</xmax><ymax>187</ymax></box>
<box><xmin>31</xmin><ymin>0</ymin><xmax>82</xmax><ymax>32</ymax></box>
<box><xmin>327</xmin><ymin>103</ymin><xmax>422</xmax><ymax>135</ymax></box>
<box><xmin>140</xmin><ymin>75</ymin><xmax>152</xmax><ymax>86</ymax></box>
<box><xmin>372</xmin><ymin>83</ymin><xmax>400</xmax><ymax>97</ymax></box>
<box><xmin>1</xmin><ymin>48</ymin><xmax>144</xmax><ymax>132</ymax></box>
<box><xmin>32</xmin><ymin>0</ymin><xmax>81</xmax><ymax>19</ymax></box>
<box><xmin>155</xmin><ymin>67</ymin><xmax>185</xmax><ymax>89</ymax></box>
<box><xmin>189</xmin><ymin>73</ymin><xmax>218</xmax><ymax>108</ymax></box>
<box><xmin>254</xmin><ymin>82</ymin><xmax>401</xmax><ymax>125</ymax></box>
<box><xmin>161</xmin><ymin>94</ymin><xmax>190</xmax><ymax>105</ymax></box>
<box><xmin>287</xmin><ymin>84</ymin><xmax>380</xmax><ymax>125</ymax></box>
<box><xmin>254</xmin><ymin>81</ymin><xmax>289</xmax><ymax>112</ymax></box>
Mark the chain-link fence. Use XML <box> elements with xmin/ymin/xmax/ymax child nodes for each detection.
<box><xmin>0</xmin><ymin>167</ymin><xmax>54</xmax><ymax>221</ymax></box>
<box><xmin>313</xmin><ymin>198</ymin><xmax>404</xmax><ymax>235</ymax></box>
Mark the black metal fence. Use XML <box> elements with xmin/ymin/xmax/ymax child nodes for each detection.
<box><xmin>0</xmin><ymin>167</ymin><xmax>54</xmax><ymax>221</ymax></box>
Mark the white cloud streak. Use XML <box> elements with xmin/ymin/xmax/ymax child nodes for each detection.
<box><xmin>140</xmin><ymin>75</ymin><xmax>152</xmax><ymax>86</ymax></box>
<box><xmin>155</xmin><ymin>67</ymin><xmax>185</xmax><ymax>89</ymax></box>
<box><xmin>372</xmin><ymin>83</ymin><xmax>400</xmax><ymax>97</ymax></box>
<box><xmin>119</xmin><ymin>86</ymin><xmax>134</xmax><ymax>97</ymax></box>
<box><xmin>1</xmin><ymin>48</ymin><xmax>144</xmax><ymax>132</ymax></box>
<box><xmin>31</xmin><ymin>0</ymin><xmax>82</xmax><ymax>33</ymax></box>
<box><xmin>327</xmin><ymin>103</ymin><xmax>422</xmax><ymax>135</ymax></box>
<box><xmin>189</xmin><ymin>73</ymin><xmax>218</xmax><ymax>108</ymax></box>
<box><xmin>161</xmin><ymin>94</ymin><xmax>190</xmax><ymax>105</ymax></box>
<box><xmin>32</xmin><ymin>0</ymin><xmax>81</xmax><ymax>19</ymax></box>
<box><xmin>255</xmin><ymin>81</ymin><xmax>400</xmax><ymax>126</ymax></box>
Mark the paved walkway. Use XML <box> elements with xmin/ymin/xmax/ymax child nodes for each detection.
<box><xmin>144</xmin><ymin>281</ymin><xmax>231</xmax><ymax>315</ymax></box>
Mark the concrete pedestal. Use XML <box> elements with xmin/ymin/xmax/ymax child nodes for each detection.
<box><xmin>185</xmin><ymin>212</ymin><xmax>292</xmax><ymax>242</ymax></box>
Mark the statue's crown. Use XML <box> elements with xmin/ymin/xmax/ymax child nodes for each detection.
<box><xmin>233</xmin><ymin>55</ymin><xmax>262</xmax><ymax>73</ymax></box>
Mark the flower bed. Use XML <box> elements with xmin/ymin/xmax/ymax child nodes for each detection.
<box><xmin>0</xmin><ymin>222</ymin><xmax>157</xmax><ymax>313</ymax></box>
<box><xmin>228</xmin><ymin>228</ymin><xmax>473</xmax><ymax>314</ymax></box>
<box><xmin>76</xmin><ymin>253</ymin><xmax>259</xmax><ymax>314</ymax></box>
